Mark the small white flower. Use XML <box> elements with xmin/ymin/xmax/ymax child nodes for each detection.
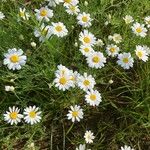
<box><xmin>50</xmin><ymin>22</ymin><xmax>68</xmax><ymax>37</ymax></box>
<box><xmin>96</xmin><ymin>39</ymin><xmax>104</xmax><ymax>47</ymax></box>
<box><xmin>55</xmin><ymin>64</ymin><xmax>70</xmax><ymax>76</ymax></box>
<box><xmin>144</xmin><ymin>16</ymin><xmax>150</xmax><ymax>28</ymax></box>
<box><xmin>0</xmin><ymin>11</ymin><xmax>5</xmax><ymax>20</ymax></box>
<box><xmin>135</xmin><ymin>45</ymin><xmax>148</xmax><ymax>62</ymax></box>
<box><xmin>23</xmin><ymin>106</ymin><xmax>42</xmax><ymax>125</ymax></box>
<box><xmin>117</xmin><ymin>52</ymin><xmax>134</xmax><ymax>69</ymax></box>
<box><xmin>65</xmin><ymin>4</ymin><xmax>80</xmax><ymax>15</ymax></box>
<box><xmin>84</xmin><ymin>1</ymin><xmax>88</xmax><ymax>6</ymax></box>
<box><xmin>5</xmin><ymin>86</ymin><xmax>15</xmax><ymax>92</ymax></box>
<box><xmin>3</xmin><ymin>48</ymin><xmax>27</xmax><ymax>70</ymax></box>
<box><xmin>77</xmin><ymin>12</ymin><xmax>92</xmax><ymax>28</ymax></box>
<box><xmin>123</xmin><ymin>15</ymin><xmax>134</xmax><ymax>24</ymax></box>
<box><xmin>143</xmin><ymin>45</ymin><xmax>150</xmax><ymax>55</ymax></box>
<box><xmin>69</xmin><ymin>70</ymin><xmax>80</xmax><ymax>87</ymax></box>
<box><xmin>79</xmin><ymin>30</ymin><xmax>96</xmax><ymax>46</ymax></box>
<box><xmin>63</xmin><ymin>0</ymin><xmax>79</xmax><ymax>6</ymax></box>
<box><xmin>76</xmin><ymin>144</ymin><xmax>86</xmax><ymax>150</ymax></box>
<box><xmin>86</xmin><ymin>51</ymin><xmax>106</xmax><ymax>69</ymax></box>
<box><xmin>106</xmin><ymin>44</ymin><xmax>120</xmax><ymax>57</ymax></box>
<box><xmin>85</xmin><ymin>89</ymin><xmax>102</xmax><ymax>106</ymax></box>
<box><xmin>79</xmin><ymin>45</ymin><xmax>94</xmax><ymax>57</ymax></box>
<box><xmin>109</xmin><ymin>79</ymin><xmax>114</xmax><ymax>84</ymax></box>
<box><xmin>121</xmin><ymin>145</ymin><xmax>134</xmax><ymax>150</ymax></box>
<box><xmin>34</xmin><ymin>23</ymin><xmax>52</xmax><ymax>42</ymax></box>
<box><xmin>4</xmin><ymin>106</ymin><xmax>23</xmax><ymax>125</ymax></box>
<box><xmin>77</xmin><ymin>73</ymin><xmax>96</xmax><ymax>91</ymax></box>
<box><xmin>67</xmin><ymin>105</ymin><xmax>83</xmax><ymax>122</ymax></box>
<box><xmin>84</xmin><ymin>130</ymin><xmax>95</xmax><ymax>144</ymax></box>
<box><xmin>131</xmin><ymin>22</ymin><xmax>147</xmax><ymax>37</ymax></box>
<box><xmin>35</xmin><ymin>7</ymin><xmax>53</xmax><ymax>22</ymax></box>
<box><xmin>46</xmin><ymin>0</ymin><xmax>63</xmax><ymax>7</ymax></box>
<box><xmin>108</xmin><ymin>33</ymin><xmax>122</xmax><ymax>43</ymax></box>
<box><xmin>19</xmin><ymin>8</ymin><xmax>30</xmax><ymax>20</ymax></box>
<box><xmin>31</xmin><ymin>42</ymin><xmax>36</xmax><ymax>48</ymax></box>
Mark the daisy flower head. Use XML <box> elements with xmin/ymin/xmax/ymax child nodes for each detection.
<box><xmin>108</xmin><ymin>33</ymin><xmax>122</xmax><ymax>43</ymax></box>
<box><xmin>67</xmin><ymin>105</ymin><xmax>83</xmax><ymax>122</ymax></box>
<box><xmin>131</xmin><ymin>22</ymin><xmax>147</xmax><ymax>37</ymax></box>
<box><xmin>135</xmin><ymin>45</ymin><xmax>148</xmax><ymax>62</ymax></box>
<box><xmin>4</xmin><ymin>106</ymin><xmax>23</xmax><ymax>125</ymax></box>
<box><xmin>77</xmin><ymin>73</ymin><xmax>96</xmax><ymax>91</ymax></box>
<box><xmin>55</xmin><ymin>64</ymin><xmax>71</xmax><ymax>76</ymax></box>
<box><xmin>123</xmin><ymin>15</ymin><xmax>134</xmax><ymax>24</ymax></box>
<box><xmin>63</xmin><ymin>0</ymin><xmax>79</xmax><ymax>6</ymax></box>
<box><xmin>51</xmin><ymin>22</ymin><xmax>68</xmax><ymax>37</ymax></box>
<box><xmin>121</xmin><ymin>145</ymin><xmax>134</xmax><ymax>150</ymax></box>
<box><xmin>46</xmin><ymin>0</ymin><xmax>63</xmax><ymax>7</ymax></box>
<box><xmin>143</xmin><ymin>45</ymin><xmax>150</xmax><ymax>55</ymax></box>
<box><xmin>84</xmin><ymin>130</ymin><xmax>95</xmax><ymax>144</ymax></box>
<box><xmin>79</xmin><ymin>30</ymin><xmax>96</xmax><ymax>46</ymax></box>
<box><xmin>144</xmin><ymin>16</ymin><xmax>150</xmax><ymax>28</ymax></box>
<box><xmin>117</xmin><ymin>52</ymin><xmax>134</xmax><ymax>69</ymax></box>
<box><xmin>96</xmin><ymin>39</ymin><xmax>104</xmax><ymax>47</ymax></box>
<box><xmin>86</xmin><ymin>51</ymin><xmax>106</xmax><ymax>69</ymax></box>
<box><xmin>34</xmin><ymin>23</ymin><xmax>52</xmax><ymax>42</ymax></box>
<box><xmin>106</xmin><ymin>44</ymin><xmax>120</xmax><ymax>57</ymax></box>
<box><xmin>77</xmin><ymin>12</ymin><xmax>92</xmax><ymax>28</ymax></box>
<box><xmin>69</xmin><ymin>70</ymin><xmax>80</xmax><ymax>87</ymax></box>
<box><xmin>35</xmin><ymin>7</ymin><xmax>53</xmax><ymax>22</ymax></box>
<box><xmin>79</xmin><ymin>45</ymin><xmax>94</xmax><ymax>57</ymax></box>
<box><xmin>3</xmin><ymin>48</ymin><xmax>27</xmax><ymax>70</ymax></box>
<box><xmin>0</xmin><ymin>11</ymin><xmax>5</xmax><ymax>20</ymax></box>
<box><xmin>65</xmin><ymin>4</ymin><xmax>80</xmax><ymax>15</ymax></box>
<box><xmin>19</xmin><ymin>8</ymin><xmax>30</xmax><ymax>20</ymax></box>
<box><xmin>5</xmin><ymin>85</ymin><xmax>15</xmax><ymax>92</ymax></box>
<box><xmin>85</xmin><ymin>89</ymin><xmax>102</xmax><ymax>106</ymax></box>
<box><xmin>76</xmin><ymin>144</ymin><xmax>86</xmax><ymax>150</ymax></box>
<box><xmin>23</xmin><ymin>106</ymin><xmax>42</xmax><ymax>125</ymax></box>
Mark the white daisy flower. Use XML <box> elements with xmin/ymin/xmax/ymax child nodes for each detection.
<box><xmin>3</xmin><ymin>48</ymin><xmax>27</xmax><ymax>70</ymax></box>
<box><xmin>5</xmin><ymin>85</ymin><xmax>15</xmax><ymax>92</ymax></box>
<box><xmin>86</xmin><ymin>51</ymin><xmax>106</xmax><ymax>69</ymax></box>
<box><xmin>50</xmin><ymin>22</ymin><xmax>68</xmax><ymax>37</ymax></box>
<box><xmin>34</xmin><ymin>23</ymin><xmax>52</xmax><ymax>42</ymax></box>
<box><xmin>67</xmin><ymin>105</ymin><xmax>83</xmax><ymax>122</ymax></box>
<box><xmin>131</xmin><ymin>22</ymin><xmax>147</xmax><ymax>37</ymax></box>
<box><xmin>106</xmin><ymin>44</ymin><xmax>120</xmax><ymax>57</ymax></box>
<box><xmin>96</xmin><ymin>39</ymin><xmax>104</xmax><ymax>47</ymax></box>
<box><xmin>77</xmin><ymin>73</ymin><xmax>96</xmax><ymax>91</ymax></box>
<box><xmin>117</xmin><ymin>52</ymin><xmax>134</xmax><ymax>69</ymax></box>
<box><xmin>46</xmin><ymin>0</ymin><xmax>63</xmax><ymax>7</ymax></box>
<box><xmin>144</xmin><ymin>16</ymin><xmax>150</xmax><ymax>28</ymax></box>
<box><xmin>65</xmin><ymin>4</ymin><xmax>80</xmax><ymax>15</ymax></box>
<box><xmin>84</xmin><ymin>130</ymin><xmax>95</xmax><ymax>144</ymax></box>
<box><xmin>76</xmin><ymin>144</ymin><xmax>86</xmax><ymax>150</ymax></box>
<box><xmin>121</xmin><ymin>145</ymin><xmax>134</xmax><ymax>150</ymax></box>
<box><xmin>69</xmin><ymin>70</ymin><xmax>80</xmax><ymax>87</ymax></box>
<box><xmin>19</xmin><ymin>8</ymin><xmax>30</xmax><ymax>20</ymax></box>
<box><xmin>4</xmin><ymin>106</ymin><xmax>23</xmax><ymax>125</ymax></box>
<box><xmin>0</xmin><ymin>11</ymin><xmax>5</xmax><ymax>20</ymax></box>
<box><xmin>85</xmin><ymin>89</ymin><xmax>102</xmax><ymax>106</ymax></box>
<box><xmin>135</xmin><ymin>45</ymin><xmax>148</xmax><ymax>62</ymax></box>
<box><xmin>77</xmin><ymin>12</ymin><xmax>92</xmax><ymax>28</ymax></box>
<box><xmin>35</xmin><ymin>7</ymin><xmax>53</xmax><ymax>22</ymax></box>
<box><xmin>123</xmin><ymin>15</ymin><xmax>134</xmax><ymax>24</ymax></box>
<box><xmin>23</xmin><ymin>106</ymin><xmax>42</xmax><ymax>125</ymax></box>
<box><xmin>108</xmin><ymin>33</ymin><xmax>122</xmax><ymax>43</ymax></box>
<box><xmin>55</xmin><ymin>64</ymin><xmax>70</xmax><ymax>76</ymax></box>
<box><xmin>143</xmin><ymin>45</ymin><xmax>150</xmax><ymax>55</ymax></box>
<box><xmin>79</xmin><ymin>30</ymin><xmax>96</xmax><ymax>46</ymax></box>
<box><xmin>63</xmin><ymin>0</ymin><xmax>79</xmax><ymax>6</ymax></box>
<box><xmin>79</xmin><ymin>45</ymin><xmax>94</xmax><ymax>57</ymax></box>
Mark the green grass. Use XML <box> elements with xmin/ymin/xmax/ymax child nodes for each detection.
<box><xmin>0</xmin><ymin>0</ymin><xmax>150</xmax><ymax>149</ymax></box>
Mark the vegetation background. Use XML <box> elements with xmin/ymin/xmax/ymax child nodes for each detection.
<box><xmin>0</xmin><ymin>0</ymin><xmax>150</xmax><ymax>149</ymax></box>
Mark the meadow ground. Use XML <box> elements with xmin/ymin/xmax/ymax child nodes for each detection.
<box><xmin>0</xmin><ymin>0</ymin><xmax>150</xmax><ymax>149</ymax></box>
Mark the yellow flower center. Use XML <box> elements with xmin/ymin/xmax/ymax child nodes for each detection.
<box><xmin>84</xmin><ymin>48</ymin><xmax>89</xmax><ymax>52</ymax></box>
<box><xmin>20</xmin><ymin>12</ymin><xmax>25</xmax><ymax>17</ymax></box>
<box><xmin>137</xmin><ymin>51</ymin><xmax>143</xmax><ymax>58</ymax></box>
<box><xmin>70</xmin><ymin>5</ymin><xmax>76</xmax><ymax>11</ymax></box>
<box><xmin>92</xmin><ymin>56</ymin><xmax>100</xmax><ymax>63</ymax></box>
<box><xmin>10</xmin><ymin>55</ymin><xmax>19</xmax><ymax>63</ymax></box>
<box><xmin>83</xmin><ymin>37</ymin><xmax>91</xmax><ymax>43</ymax></box>
<box><xmin>72</xmin><ymin>111</ymin><xmax>78</xmax><ymax>117</ymax></box>
<box><xmin>40</xmin><ymin>9</ymin><xmax>47</xmax><ymax>17</ymax></box>
<box><xmin>29</xmin><ymin>111</ymin><xmax>36</xmax><ymax>118</ymax></box>
<box><xmin>82</xmin><ymin>16</ymin><xmax>88</xmax><ymax>22</ymax></box>
<box><xmin>64</xmin><ymin>0</ymin><xmax>71</xmax><ymax>3</ymax></box>
<box><xmin>90</xmin><ymin>94</ymin><xmax>96</xmax><ymax>101</ymax></box>
<box><xmin>83</xmin><ymin>80</ymin><xmax>90</xmax><ymax>86</ymax></box>
<box><xmin>136</xmin><ymin>27</ymin><xmax>142</xmax><ymax>33</ymax></box>
<box><xmin>9</xmin><ymin>112</ymin><xmax>18</xmax><ymax>119</ymax></box>
<box><xmin>70</xmin><ymin>76</ymin><xmax>75</xmax><ymax>81</ymax></box>
<box><xmin>59</xmin><ymin>77</ymin><xmax>67</xmax><ymax>85</ymax></box>
<box><xmin>110</xmin><ymin>47</ymin><xmax>115</xmax><ymax>53</ymax></box>
<box><xmin>123</xmin><ymin>57</ymin><xmax>129</xmax><ymax>63</ymax></box>
<box><xmin>41</xmin><ymin>28</ymin><xmax>48</xmax><ymax>36</ymax></box>
<box><xmin>55</xmin><ymin>26</ymin><xmax>62</xmax><ymax>32</ymax></box>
